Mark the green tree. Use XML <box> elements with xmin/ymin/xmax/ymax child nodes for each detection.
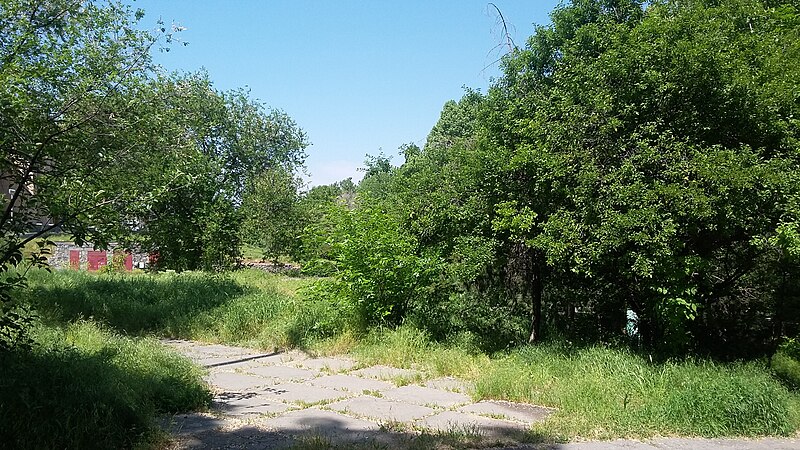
<box><xmin>240</xmin><ymin>167</ymin><xmax>304</xmax><ymax>262</ymax></box>
<box><xmin>388</xmin><ymin>93</ymin><xmax>534</xmax><ymax>347</ymax></box>
<box><xmin>357</xmin><ymin>151</ymin><xmax>396</xmax><ymax>199</ymax></box>
<box><xmin>133</xmin><ymin>73</ymin><xmax>308</xmax><ymax>271</ymax></box>
<box><xmin>485</xmin><ymin>0</ymin><xmax>800</xmax><ymax>354</ymax></box>
<box><xmin>365</xmin><ymin>0</ymin><xmax>800</xmax><ymax>355</ymax></box>
<box><xmin>424</xmin><ymin>89</ymin><xmax>483</xmax><ymax>151</ymax></box>
<box><xmin>0</xmin><ymin>1</ymin><xmax>308</xmax><ymax>349</ymax></box>
<box><xmin>293</xmin><ymin>179</ymin><xmax>357</xmax><ymax>274</ymax></box>
<box><xmin>0</xmin><ymin>0</ymin><xmax>184</xmax><ymax>348</ymax></box>
<box><xmin>313</xmin><ymin>199</ymin><xmax>439</xmax><ymax>328</ymax></box>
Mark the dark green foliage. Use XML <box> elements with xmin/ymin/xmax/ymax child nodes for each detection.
<box><xmin>380</xmin><ymin>107</ymin><xmax>531</xmax><ymax>349</ymax></box>
<box><xmin>347</xmin><ymin>0</ymin><xmax>800</xmax><ymax>357</ymax></box>
<box><xmin>300</xmin><ymin>258</ymin><xmax>339</xmax><ymax>277</ymax></box>
<box><xmin>199</xmin><ymin>197</ymin><xmax>244</xmax><ymax>271</ymax></box>
<box><xmin>424</xmin><ymin>89</ymin><xmax>483</xmax><ymax>151</ymax></box>
<box><xmin>773</xmin><ymin>353</ymin><xmax>800</xmax><ymax>391</ymax></box>
<box><xmin>240</xmin><ymin>176</ymin><xmax>357</xmax><ymax>270</ymax></box>
<box><xmin>294</xmin><ymin>180</ymin><xmax>357</xmax><ymax>273</ymax></box>
<box><xmin>408</xmin><ymin>289</ymin><xmax>530</xmax><ymax>352</ymax></box>
<box><xmin>356</xmin><ymin>152</ymin><xmax>396</xmax><ymax>200</ymax></box>
<box><xmin>360</xmin><ymin>152</ymin><xmax>395</xmax><ymax>179</ymax></box>
<box><xmin>132</xmin><ymin>73</ymin><xmax>307</xmax><ymax>272</ymax></box>
<box><xmin>240</xmin><ymin>168</ymin><xmax>304</xmax><ymax>262</ymax></box>
<box><xmin>294</xmin><ymin>279</ymin><xmax>354</xmax><ymax>338</ymax></box>
<box><xmin>262</xmin><ymin>0</ymin><xmax>800</xmax><ymax>360</ymax></box>
<box><xmin>0</xmin><ymin>242</ymin><xmax>52</xmax><ymax>350</ymax></box>
<box><xmin>140</xmin><ymin>176</ymin><xmax>244</xmax><ymax>272</ymax></box>
<box><xmin>0</xmin><ymin>303</ymin><xmax>36</xmax><ymax>351</ymax></box>
<box><xmin>495</xmin><ymin>0</ymin><xmax>800</xmax><ymax>355</ymax></box>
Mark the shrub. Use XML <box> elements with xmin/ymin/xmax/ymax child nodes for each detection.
<box><xmin>0</xmin><ymin>303</ymin><xmax>36</xmax><ymax>351</ymax></box>
<box><xmin>315</xmin><ymin>204</ymin><xmax>440</xmax><ymax>328</ymax></box>
<box><xmin>300</xmin><ymin>258</ymin><xmax>338</xmax><ymax>277</ymax></box>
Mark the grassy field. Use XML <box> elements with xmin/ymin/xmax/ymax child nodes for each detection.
<box><xmin>9</xmin><ymin>268</ymin><xmax>800</xmax><ymax>447</ymax></box>
<box><xmin>23</xmin><ymin>268</ymin><xmax>326</xmax><ymax>349</ymax></box>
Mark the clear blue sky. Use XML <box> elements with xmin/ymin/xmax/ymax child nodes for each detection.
<box><xmin>129</xmin><ymin>1</ymin><xmax>559</xmax><ymax>187</ymax></box>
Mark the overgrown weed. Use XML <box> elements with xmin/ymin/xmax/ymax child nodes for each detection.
<box><xmin>0</xmin><ymin>320</ymin><xmax>210</xmax><ymax>449</ymax></box>
<box><xmin>475</xmin><ymin>345</ymin><xmax>797</xmax><ymax>439</ymax></box>
<box><xmin>22</xmin><ymin>268</ymin><xmax>334</xmax><ymax>350</ymax></box>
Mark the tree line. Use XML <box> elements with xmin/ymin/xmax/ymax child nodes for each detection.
<box><xmin>269</xmin><ymin>0</ymin><xmax>800</xmax><ymax>358</ymax></box>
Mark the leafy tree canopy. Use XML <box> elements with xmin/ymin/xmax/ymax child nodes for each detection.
<box><xmin>320</xmin><ymin>0</ymin><xmax>800</xmax><ymax>356</ymax></box>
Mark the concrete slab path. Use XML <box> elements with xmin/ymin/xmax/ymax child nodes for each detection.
<box><xmin>159</xmin><ymin>339</ymin><xmax>800</xmax><ymax>450</ymax></box>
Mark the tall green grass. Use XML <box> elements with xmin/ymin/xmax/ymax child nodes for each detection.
<box><xmin>22</xmin><ymin>268</ymin><xmax>343</xmax><ymax>350</ymax></box>
<box><xmin>772</xmin><ymin>338</ymin><xmax>800</xmax><ymax>391</ymax></box>
<box><xmin>0</xmin><ymin>320</ymin><xmax>210</xmax><ymax>449</ymax></box>
<box><xmin>23</xmin><ymin>269</ymin><xmax>245</xmax><ymax>335</ymax></box>
<box><xmin>7</xmin><ymin>268</ymin><xmax>338</xmax><ymax>448</ymax></box>
<box><xmin>349</xmin><ymin>326</ymin><xmax>800</xmax><ymax>440</ymax></box>
<box><xmin>475</xmin><ymin>345</ymin><xmax>797</xmax><ymax>439</ymax></box>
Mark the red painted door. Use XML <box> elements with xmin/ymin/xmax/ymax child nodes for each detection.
<box><xmin>148</xmin><ymin>251</ymin><xmax>159</xmax><ymax>267</ymax></box>
<box><xmin>69</xmin><ymin>250</ymin><xmax>80</xmax><ymax>270</ymax></box>
<box><xmin>124</xmin><ymin>253</ymin><xmax>133</xmax><ymax>271</ymax></box>
<box><xmin>87</xmin><ymin>251</ymin><xmax>107</xmax><ymax>271</ymax></box>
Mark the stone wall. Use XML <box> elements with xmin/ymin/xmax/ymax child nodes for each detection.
<box><xmin>51</xmin><ymin>242</ymin><xmax>149</xmax><ymax>271</ymax></box>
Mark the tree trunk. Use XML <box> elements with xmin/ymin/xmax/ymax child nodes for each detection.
<box><xmin>506</xmin><ymin>242</ymin><xmax>545</xmax><ymax>344</ymax></box>
<box><xmin>528</xmin><ymin>267</ymin><xmax>543</xmax><ymax>343</ymax></box>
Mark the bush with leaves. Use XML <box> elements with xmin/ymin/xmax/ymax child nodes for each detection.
<box><xmin>346</xmin><ymin>0</ymin><xmax>800</xmax><ymax>357</ymax></box>
<box><xmin>311</xmin><ymin>201</ymin><xmax>440</xmax><ymax>328</ymax></box>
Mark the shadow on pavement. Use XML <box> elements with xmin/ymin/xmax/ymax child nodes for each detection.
<box><xmin>204</xmin><ymin>352</ymin><xmax>282</xmax><ymax>369</ymax></box>
<box><xmin>162</xmin><ymin>413</ymin><xmax>800</xmax><ymax>450</ymax></box>
<box><xmin>161</xmin><ymin>411</ymin><xmax>553</xmax><ymax>449</ymax></box>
